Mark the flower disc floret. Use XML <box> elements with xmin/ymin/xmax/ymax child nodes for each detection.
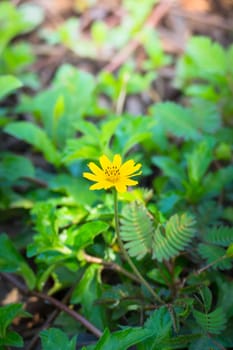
<box><xmin>83</xmin><ymin>154</ymin><xmax>142</xmax><ymax>193</ymax></box>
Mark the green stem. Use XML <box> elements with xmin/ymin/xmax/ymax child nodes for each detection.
<box><xmin>113</xmin><ymin>189</ymin><xmax>163</xmax><ymax>304</ymax></box>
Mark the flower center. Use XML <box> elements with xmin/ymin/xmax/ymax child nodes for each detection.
<box><xmin>104</xmin><ymin>165</ymin><xmax>120</xmax><ymax>183</ymax></box>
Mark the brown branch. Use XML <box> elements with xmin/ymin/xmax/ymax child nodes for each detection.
<box><xmin>0</xmin><ymin>273</ymin><xmax>103</xmax><ymax>339</ymax></box>
<box><xmin>103</xmin><ymin>0</ymin><xmax>176</xmax><ymax>73</ymax></box>
<box><xmin>171</xmin><ymin>9</ymin><xmax>233</xmax><ymax>31</ymax></box>
<box><xmin>23</xmin><ymin>176</ymin><xmax>48</xmax><ymax>188</ymax></box>
<box><xmin>25</xmin><ymin>287</ymin><xmax>74</xmax><ymax>350</ymax></box>
<box><xmin>82</xmin><ymin>252</ymin><xmax>140</xmax><ymax>283</ymax></box>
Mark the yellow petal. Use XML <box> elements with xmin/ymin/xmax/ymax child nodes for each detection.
<box><xmin>129</xmin><ymin>170</ymin><xmax>142</xmax><ymax>178</ymax></box>
<box><xmin>124</xmin><ymin>178</ymin><xmax>138</xmax><ymax>186</ymax></box>
<box><xmin>90</xmin><ymin>180</ymin><xmax>113</xmax><ymax>190</ymax></box>
<box><xmin>90</xmin><ymin>182</ymin><xmax>105</xmax><ymax>190</ymax></box>
<box><xmin>83</xmin><ymin>172</ymin><xmax>99</xmax><ymax>181</ymax></box>
<box><xmin>120</xmin><ymin>160</ymin><xmax>142</xmax><ymax>176</ymax></box>
<box><xmin>99</xmin><ymin>155</ymin><xmax>112</xmax><ymax>170</ymax></box>
<box><xmin>113</xmin><ymin>154</ymin><xmax>122</xmax><ymax>168</ymax></box>
<box><xmin>88</xmin><ymin>162</ymin><xmax>105</xmax><ymax>176</ymax></box>
<box><xmin>103</xmin><ymin>182</ymin><xmax>114</xmax><ymax>189</ymax></box>
<box><xmin>115</xmin><ymin>182</ymin><xmax>127</xmax><ymax>193</ymax></box>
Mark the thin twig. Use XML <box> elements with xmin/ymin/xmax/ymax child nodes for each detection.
<box><xmin>25</xmin><ymin>287</ymin><xmax>74</xmax><ymax>350</ymax></box>
<box><xmin>171</xmin><ymin>9</ymin><xmax>233</xmax><ymax>31</ymax></box>
<box><xmin>82</xmin><ymin>252</ymin><xmax>140</xmax><ymax>283</ymax></box>
<box><xmin>103</xmin><ymin>0</ymin><xmax>176</xmax><ymax>73</ymax></box>
<box><xmin>23</xmin><ymin>176</ymin><xmax>48</xmax><ymax>188</ymax></box>
<box><xmin>196</xmin><ymin>255</ymin><xmax>228</xmax><ymax>275</ymax></box>
<box><xmin>0</xmin><ymin>273</ymin><xmax>103</xmax><ymax>338</ymax></box>
<box><xmin>207</xmin><ymin>333</ymin><xmax>227</xmax><ymax>350</ymax></box>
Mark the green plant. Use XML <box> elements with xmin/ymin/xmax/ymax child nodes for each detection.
<box><xmin>0</xmin><ymin>303</ymin><xmax>30</xmax><ymax>349</ymax></box>
<box><xmin>175</xmin><ymin>36</ymin><xmax>233</xmax><ymax>122</ymax></box>
<box><xmin>0</xmin><ymin>1</ymin><xmax>43</xmax><ymax>87</ymax></box>
<box><xmin>0</xmin><ymin>9</ymin><xmax>232</xmax><ymax>347</ymax></box>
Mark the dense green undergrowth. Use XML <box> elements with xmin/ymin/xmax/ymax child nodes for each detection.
<box><xmin>0</xmin><ymin>1</ymin><xmax>233</xmax><ymax>349</ymax></box>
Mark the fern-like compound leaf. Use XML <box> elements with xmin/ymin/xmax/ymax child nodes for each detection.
<box><xmin>120</xmin><ymin>202</ymin><xmax>154</xmax><ymax>260</ymax></box>
<box><xmin>152</xmin><ymin>213</ymin><xmax>196</xmax><ymax>262</ymax></box>
<box><xmin>198</xmin><ymin>244</ymin><xmax>232</xmax><ymax>270</ymax></box>
<box><xmin>193</xmin><ymin>307</ymin><xmax>226</xmax><ymax>334</ymax></box>
<box><xmin>204</xmin><ymin>226</ymin><xmax>233</xmax><ymax>247</ymax></box>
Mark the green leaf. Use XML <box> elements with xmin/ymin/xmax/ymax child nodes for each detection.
<box><xmin>226</xmin><ymin>244</ymin><xmax>233</xmax><ymax>257</ymax></box>
<box><xmin>4</xmin><ymin>121</ymin><xmax>60</xmax><ymax>166</ymax></box>
<box><xmin>19</xmin><ymin>65</ymin><xmax>95</xmax><ymax>147</ymax></box>
<box><xmin>0</xmin><ymin>75</ymin><xmax>22</xmax><ymax>100</ymax></box>
<box><xmin>190</xmin><ymin>100</ymin><xmax>221</xmax><ymax>134</ymax></box>
<box><xmin>141</xmin><ymin>307</ymin><xmax>172</xmax><ymax>347</ymax></box>
<box><xmin>198</xmin><ymin>244</ymin><xmax>232</xmax><ymax>270</ymax></box>
<box><xmin>72</xmin><ymin>221</ymin><xmax>109</xmax><ymax>250</ymax></box>
<box><xmin>94</xmin><ymin>328</ymin><xmax>151</xmax><ymax>350</ymax></box>
<box><xmin>152</xmin><ymin>156</ymin><xmax>185</xmax><ymax>181</ymax></box>
<box><xmin>152</xmin><ymin>213</ymin><xmax>196</xmax><ymax>262</ymax></box>
<box><xmin>199</xmin><ymin>286</ymin><xmax>212</xmax><ymax>313</ymax></box>
<box><xmin>187</xmin><ymin>140</ymin><xmax>213</xmax><ymax>184</ymax></box>
<box><xmin>204</xmin><ymin>226</ymin><xmax>233</xmax><ymax>247</ymax></box>
<box><xmin>193</xmin><ymin>307</ymin><xmax>227</xmax><ymax>334</ymax></box>
<box><xmin>0</xmin><ymin>303</ymin><xmax>29</xmax><ymax>338</ymax></box>
<box><xmin>114</xmin><ymin>115</ymin><xmax>153</xmax><ymax>155</ymax></box>
<box><xmin>151</xmin><ymin>102</ymin><xmax>200</xmax><ymax>140</ymax></box>
<box><xmin>120</xmin><ymin>202</ymin><xmax>154</xmax><ymax>260</ymax></box>
<box><xmin>18</xmin><ymin>3</ymin><xmax>44</xmax><ymax>31</ymax></box>
<box><xmin>0</xmin><ymin>153</ymin><xmax>35</xmax><ymax>182</ymax></box>
<box><xmin>53</xmin><ymin>95</ymin><xmax>65</xmax><ymax>122</ymax></box>
<box><xmin>0</xmin><ymin>330</ymin><xmax>23</xmax><ymax>347</ymax></box>
<box><xmin>40</xmin><ymin>328</ymin><xmax>76</xmax><ymax>350</ymax></box>
<box><xmin>204</xmin><ymin>165</ymin><xmax>233</xmax><ymax>194</ymax></box>
<box><xmin>71</xmin><ymin>265</ymin><xmax>106</xmax><ymax>329</ymax></box>
<box><xmin>175</xmin><ymin>36</ymin><xmax>227</xmax><ymax>88</ymax></box>
<box><xmin>63</xmin><ymin>118</ymin><xmax>122</xmax><ymax>163</ymax></box>
<box><xmin>0</xmin><ymin>2</ymin><xmax>41</xmax><ymax>52</ymax></box>
<box><xmin>0</xmin><ymin>234</ymin><xmax>36</xmax><ymax>289</ymax></box>
<box><xmin>91</xmin><ymin>21</ymin><xmax>108</xmax><ymax>45</ymax></box>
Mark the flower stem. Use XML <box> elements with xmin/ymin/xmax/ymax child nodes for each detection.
<box><xmin>113</xmin><ymin>189</ymin><xmax>163</xmax><ymax>304</ymax></box>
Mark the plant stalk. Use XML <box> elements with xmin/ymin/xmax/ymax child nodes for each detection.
<box><xmin>113</xmin><ymin>189</ymin><xmax>163</xmax><ymax>304</ymax></box>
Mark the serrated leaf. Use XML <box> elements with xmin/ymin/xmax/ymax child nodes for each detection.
<box><xmin>152</xmin><ymin>156</ymin><xmax>185</xmax><ymax>181</ymax></box>
<box><xmin>0</xmin><ymin>303</ymin><xmax>30</xmax><ymax>337</ymax></box>
<box><xmin>73</xmin><ymin>221</ymin><xmax>109</xmax><ymax>250</ymax></box>
<box><xmin>120</xmin><ymin>202</ymin><xmax>154</xmax><ymax>260</ymax></box>
<box><xmin>94</xmin><ymin>327</ymin><xmax>151</xmax><ymax>350</ymax></box>
<box><xmin>183</xmin><ymin>36</ymin><xmax>227</xmax><ymax>76</ymax></box>
<box><xmin>187</xmin><ymin>140</ymin><xmax>213</xmax><ymax>184</ymax></box>
<box><xmin>151</xmin><ymin>102</ymin><xmax>200</xmax><ymax>140</ymax></box>
<box><xmin>175</xmin><ymin>36</ymin><xmax>227</xmax><ymax>88</ymax></box>
<box><xmin>152</xmin><ymin>213</ymin><xmax>196</xmax><ymax>262</ymax></box>
<box><xmin>40</xmin><ymin>328</ymin><xmax>76</xmax><ymax>350</ymax></box>
<box><xmin>198</xmin><ymin>243</ymin><xmax>232</xmax><ymax>270</ymax></box>
<box><xmin>199</xmin><ymin>286</ymin><xmax>212</xmax><ymax>313</ymax></box>
<box><xmin>193</xmin><ymin>307</ymin><xmax>226</xmax><ymax>334</ymax></box>
<box><xmin>137</xmin><ymin>307</ymin><xmax>172</xmax><ymax>350</ymax></box>
<box><xmin>19</xmin><ymin>65</ymin><xmax>95</xmax><ymax>148</ymax></box>
<box><xmin>190</xmin><ymin>100</ymin><xmax>221</xmax><ymax>133</ymax></box>
<box><xmin>204</xmin><ymin>226</ymin><xmax>233</xmax><ymax>247</ymax></box>
<box><xmin>0</xmin><ymin>330</ymin><xmax>23</xmax><ymax>347</ymax></box>
<box><xmin>204</xmin><ymin>165</ymin><xmax>233</xmax><ymax>194</ymax></box>
<box><xmin>71</xmin><ymin>265</ymin><xmax>106</xmax><ymax>329</ymax></box>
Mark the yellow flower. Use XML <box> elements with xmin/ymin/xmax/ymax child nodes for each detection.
<box><xmin>83</xmin><ymin>154</ymin><xmax>142</xmax><ymax>193</ymax></box>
